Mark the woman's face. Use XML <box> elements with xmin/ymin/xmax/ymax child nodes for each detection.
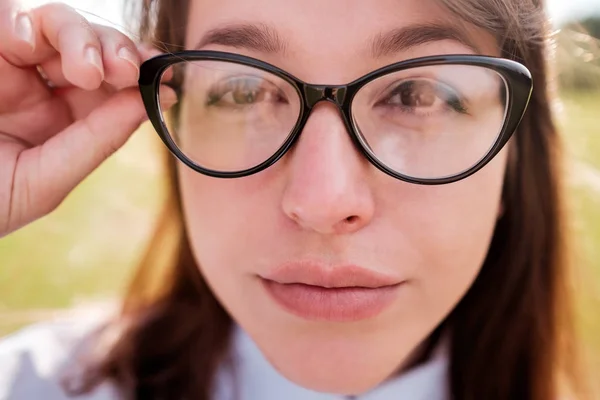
<box><xmin>178</xmin><ymin>0</ymin><xmax>505</xmax><ymax>394</ymax></box>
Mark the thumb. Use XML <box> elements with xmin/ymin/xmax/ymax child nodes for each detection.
<box><xmin>21</xmin><ymin>85</ymin><xmax>176</xmax><ymax>214</ymax></box>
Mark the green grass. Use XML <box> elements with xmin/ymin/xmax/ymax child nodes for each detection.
<box><xmin>0</xmin><ymin>92</ymin><xmax>599</xmax><ymax>380</ymax></box>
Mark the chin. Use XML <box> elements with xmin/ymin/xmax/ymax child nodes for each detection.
<box><xmin>253</xmin><ymin>327</ymin><xmax>412</xmax><ymax>395</ymax></box>
<box><xmin>292</xmin><ymin>372</ymin><xmax>389</xmax><ymax>395</ymax></box>
<box><xmin>267</xmin><ymin>349</ymin><xmax>399</xmax><ymax>395</ymax></box>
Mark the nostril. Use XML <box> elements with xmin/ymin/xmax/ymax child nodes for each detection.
<box><xmin>289</xmin><ymin>212</ymin><xmax>301</xmax><ymax>224</ymax></box>
<box><xmin>345</xmin><ymin>215</ymin><xmax>359</xmax><ymax>224</ymax></box>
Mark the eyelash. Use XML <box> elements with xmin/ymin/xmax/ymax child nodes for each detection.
<box><xmin>205</xmin><ymin>76</ymin><xmax>287</xmax><ymax>109</ymax></box>
<box><xmin>376</xmin><ymin>79</ymin><xmax>469</xmax><ymax>116</ymax></box>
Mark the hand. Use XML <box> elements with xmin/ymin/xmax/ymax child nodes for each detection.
<box><xmin>0</xmin><ymin>1</ymin><xmax>175</xmax><ymax>237</ymax></box>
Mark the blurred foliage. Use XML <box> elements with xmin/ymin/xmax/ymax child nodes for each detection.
<box><xmin>564</xmin><ymin>16</ymin><xmax>600</xmax><ymax>39</ymax></box>
<box><xmin>552</xmin><ymin>20</ymin><xmax>600</xmax><ymax>378</ymax></box>
<box><xmin>556</xmin><ymin>20</ymin><xmax>600</xmax><ymax>91</ymax></box>
<box><xmin>555</xmin><ymin>92</ymin><xmax>600</xmax><ymax>377</ymax></box>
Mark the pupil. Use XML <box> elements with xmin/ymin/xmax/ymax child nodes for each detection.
<box><xmin>234</xmin><ymin>88</ymin><xmax>257</xmax><ymax>104</ymax></box>
<box><xmin>400</xmin><ymin>82</ymin><xmax>435</xmax><ymax>107</ymax></box>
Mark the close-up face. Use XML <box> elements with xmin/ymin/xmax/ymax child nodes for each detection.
<box><xmin>174</xmin><ymin>0</ymin><xmax>508</xmax><ymax>395</ymax></box>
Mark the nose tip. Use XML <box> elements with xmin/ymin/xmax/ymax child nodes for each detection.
<box><xmin>281</xmin><ymin>103</ymin><xmax>375</xmax><ymax>235</ymax></box>
<box><xmin>286</xmin><ymin>203</ymin><xmax>371</xmax><ymax>235</ymax></box>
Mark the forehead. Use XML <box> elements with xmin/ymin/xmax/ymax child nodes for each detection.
<box><xmin>185</xmin><ymin>0</ymin><xmax>499</xmax><ymax>80</ymax></box>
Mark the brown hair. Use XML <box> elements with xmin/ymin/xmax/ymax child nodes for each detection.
<box><xmin>66</xmin><ymin>0</ymin><xmax>588</xmax><ymax>399</ymax></box>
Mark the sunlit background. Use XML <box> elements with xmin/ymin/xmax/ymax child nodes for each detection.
<box><xmin>1</xmin><ymin>0</ymin><xmax>600</xmax><ymax>390</ymax></box>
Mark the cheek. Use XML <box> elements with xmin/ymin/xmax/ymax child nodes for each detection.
<box><xmin>387</xmin><ymin>147</ymin><xmax>508</xmax><ymax>320</ymax></box>
<box><xmin>177</xmin><ymin>163</ymin><xmax>280</xmax><ymax>286</ymax></box>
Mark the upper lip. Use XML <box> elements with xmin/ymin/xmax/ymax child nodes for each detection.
<box><xmin>261</xmin><ymin>261</ymin><xmax>402</xmax><ymax>288</ymax></box>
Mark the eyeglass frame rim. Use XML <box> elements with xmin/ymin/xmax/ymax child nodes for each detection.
<box><xmin>138</xmin><ymin>50</ymin><xmax>533</xmax><ymax>185</ymax></box>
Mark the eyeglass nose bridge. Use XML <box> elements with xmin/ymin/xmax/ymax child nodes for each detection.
<box><xmin>302</xmin><ymin>84</ymin><xmax>348</xmax><ymax>108</ymax></box>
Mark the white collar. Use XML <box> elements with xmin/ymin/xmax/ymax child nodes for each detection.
<box><xmin>212</xmin><ymin>325</ymin><xmax>450</xmax><ymax>400</ymax></box>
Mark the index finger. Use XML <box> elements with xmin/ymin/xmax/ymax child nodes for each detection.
<box><xmin>0</xmin><ymin>3</ymin><xmax>104</xmax><ymax>87</ymax></box>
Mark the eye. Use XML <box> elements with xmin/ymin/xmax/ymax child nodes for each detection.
<box><xmin>377</xmin><ymin>79</ymin><xmax>468</xmax><ymax>115</ymax></box>
<box><xmin>207</xmin><ymin>76</ymin><xmax>287</xmax><ymax>108</ymax></box>
<box><xmin>395</xmin><ymin>80</ymin><xmax>436</xmax><ymax>107</ymax></box>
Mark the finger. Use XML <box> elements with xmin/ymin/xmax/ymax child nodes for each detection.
<box><xmin>137</xmin><ymin>44</ymin><xmax>162</xmax><ymax>61</ymax></box>
<box><xmin>57</xmin><ymin>84</ymin><xmax>112</xmax><ymax>121</ymax></box>
<box><xmin>23</xmin><ymin>85</ymin><xmax>177</xmax><ymax>211</ymax></box>
<box><xmin>0</xmin><ymin>54</ymin><xmax>52</xmax><ymax>114</ymax></box>
<box><xmin>0</xmin><ymin>94</ymin><xmax>72</xmax><ymax>147</ymax></box>
<box><xmin>39</xmin><ymin>38</ymin><xmax>158</xmax><ymax>90</ymax></box>
<box><xmin>94</xmin><ymin>24</ymin><xmax>140</xmax><ymax>90</ymax></box>
<box><xmin>0</xmin><ymin>3</ymin><xmax>104</xmax><ymax>90</ymax></box>
<box><xmin>36</xmin><ymin>55</ymin><xmax>68</xmax><ymax>87</ymax></box>
<box><xmin>12</xmin><ymin>85</ymin><xmax>177</xmax><ymax>221</ymax></box>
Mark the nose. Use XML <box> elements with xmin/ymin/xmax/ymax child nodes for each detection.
<box><xmin>281</xmin><ymin>102</ymin><xmax>375</xmax><ymax>235</ymax></box>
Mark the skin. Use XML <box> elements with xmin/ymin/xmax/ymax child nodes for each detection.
<box><xmin>0</xmin><ymin>1</ymin><xmax>176</xmax><ymax>236</ymax></box>
<box><xmin>179</xmin><ymin>0</ymin><xmax>507</xmax><ymax>395</ymax></box>
<box><xmin>0</xmin><ymin>0</ymin><xmax>505</xmax><ymax>396</ymax></box>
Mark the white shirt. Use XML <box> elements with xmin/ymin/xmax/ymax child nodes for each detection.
<box><xmin>0</xmin><ymin>315</ymin><xmax>449</xmax><ymax>400</ymax></box>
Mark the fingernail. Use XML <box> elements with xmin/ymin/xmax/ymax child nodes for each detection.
<box><xmin>14</xmin><ymin>13</ymin><xmax>35</xmax><ymax>50</ymax></box>
<box><xmin>85</xmin><ymin>46</ymin><xmax>104</xmax><ymax>79</ymax></box>
<box><xmin>117</xmin><ymin>47</ymin><xmax>140</xmax><ymax>79</ymax></box>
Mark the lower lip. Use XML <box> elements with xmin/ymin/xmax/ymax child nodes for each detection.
<box><xmin>261</xmin><ymin>279</ymin><xmax>401</xmax><ymax>322</ymax></box>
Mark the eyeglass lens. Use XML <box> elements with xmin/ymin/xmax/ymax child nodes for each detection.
<box><xmin>157</xmin><ymin>60</ymin><xmax>508</xmax><ymax>179</ymax></box>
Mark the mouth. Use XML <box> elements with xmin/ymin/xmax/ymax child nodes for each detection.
<box><xmin>259</xmin><ymin>262</ymin><xmax>404</xmax><ymax>322</ymax></box>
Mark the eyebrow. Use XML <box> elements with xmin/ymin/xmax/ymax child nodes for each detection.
<box><xmin>193</xmin><ymin>22</ymin><xmax>479</xmax><ymax>57</ymax></box>
<box><xmin>194</xmin><ymin>23</ymin><xmax>287</xmax><ymax>54</ymax></box>
<box><xmin>370</xmin><ymin>23</ymin><xmax>481</xmax><ymax>57</ymax></box>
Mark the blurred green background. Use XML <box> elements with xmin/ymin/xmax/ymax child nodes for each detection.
<box><xmin>0</xmin><ymin>13</ymin><xmax>599</xmax><ymax>385</ymax></box>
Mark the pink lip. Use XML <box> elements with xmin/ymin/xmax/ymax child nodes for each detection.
<box><xmin>260</xmin><ymin>262</ymin><xmax>404</xmax><ymax>322</ymax></box>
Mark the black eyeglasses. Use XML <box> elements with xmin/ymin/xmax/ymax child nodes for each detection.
<box><xmin>138</xmin><ymin>51</ymin><xmax>532</xmax><ymax>185</ymax></box>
